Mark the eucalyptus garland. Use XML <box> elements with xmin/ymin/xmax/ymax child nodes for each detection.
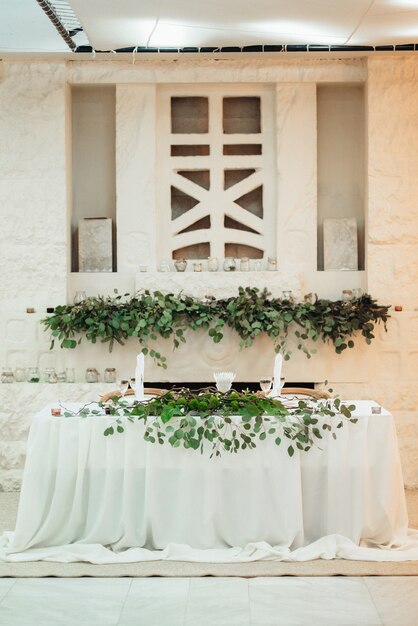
<box><xmin>42</xmin><ymin>287</ymin><xmax>390</xmax><ymax>367</ymax></box>
<box><xmin>62</xmin><ymin>388</ymin><xmax>358</xmax><ymax>458</ymax></box>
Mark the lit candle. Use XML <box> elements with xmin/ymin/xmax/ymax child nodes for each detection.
<box><xmin>135</xmin><ymin>353</ymin><xmax>145</xmax><ymax>401</ymax></box>
<box><xmin>272</xmin><ymin>353</ymin><xmax>283</xmax><ymax>395</ymax></box>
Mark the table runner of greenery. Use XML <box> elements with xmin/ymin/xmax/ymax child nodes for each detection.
<box><xmin>63</xmin><ymin>388</ymin><xmax>357</xmax><ymax>458</ymax></box>
<box><xmin>43</xmin><ymin>288</ymin><xmax>390</xmax><ymax>367</ymax></box>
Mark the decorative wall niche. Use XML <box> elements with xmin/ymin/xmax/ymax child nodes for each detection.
<box><xmin>71</xmin><ymin>86</ymin><xmax>116</xmax><ymax>272</ymax></box>
<box><xmin>157</xmin><ymin>85</ymin><xmax>276</xmax><ymax>263</ymax></box>
<box><xmin>317</xmin><ymin>84</ymin><xmax>365</xmax><ymax>271</ymax></box>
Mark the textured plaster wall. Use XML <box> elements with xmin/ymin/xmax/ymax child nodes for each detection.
<box><xmin>0</xmin><ymin>57</ymin><xmax>417</xmax><ymax>492</ymax></box>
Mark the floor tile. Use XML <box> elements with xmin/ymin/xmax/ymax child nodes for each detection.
<box><xmin>118</xmin><ymin>577</ymin><xmax>190</xmax><ymax>626</ymax></box>
<box><xmin>0</xmin><ymin>579</ymin><xmax>16</xmax><ymax>602</ymax></box>
<box><xmin>185</xmin><ymin>577</ymin><xmax>250</xmax><ymax>626</ymax></box>
<box><xmin>364</xmin><ymin>576</ymin><xmax>418</xmax><ymax>626</ymax></box>
<box><xmin>249</xmin><ymin>577</ymin><xmax>383</xmax><ymax>626</ymax></box>
<box><xmin>0</xmin><ymin>577</ymin><xmax>131</xmax><ymax>626</ymax></box>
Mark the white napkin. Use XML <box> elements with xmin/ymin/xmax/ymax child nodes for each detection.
<box><xmin>134</xmin><ymin>353</ymin><xmax>145</xmax><ymax>401</ymax></box>
<box><xmin>272</xmin><ymin>353</ymin><xmax>283</xmax><ymax>395</ymax></box>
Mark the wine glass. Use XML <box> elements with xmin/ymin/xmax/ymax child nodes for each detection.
<box><xmin>118</xmin><ymin>379</ymin><xmax>129</xmax><ymax>399</ymax></box>
<box><xmin>279</xmin><ymin>376</ymin><xmax>286</xmax><ymax>396</ymax></box>
<box><xmin>129</xmin><ymin>377</ymin><xmax>136</xmax><ymax>393</ymax></box>
<box><xmin>259</xmin><ymin>378</ymin><xmax>272</xmax><ymax>393</ymax></box>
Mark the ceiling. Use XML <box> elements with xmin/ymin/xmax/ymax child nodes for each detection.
<box><xmin>1</xmin><ymin>0</ymin><xmax>418</xmax><ymax>53</ymax></box>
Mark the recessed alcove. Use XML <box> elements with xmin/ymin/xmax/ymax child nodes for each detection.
<box><xmin>317</xmin><ymin>84</ymin><xmax>365</xmax><ymax>271</ymax></box>
<box><xmin>71</xmin><ymin>85</ymin><xmax>116</xmax><ymax>272</ymax></box>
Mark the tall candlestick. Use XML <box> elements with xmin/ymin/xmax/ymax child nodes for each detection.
<box><xmin>135</xmin><ymin>353</ymin><xmax>145</xmax><ymax>401</ymax></box>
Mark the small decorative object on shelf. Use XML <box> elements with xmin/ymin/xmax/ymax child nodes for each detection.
<box><xmin>267</xmin><ymin>257</ymin><xmax>277</xmax><ymax>271</ymax></box>
<box><xmin>240</xmin><ymin>257</ymin><xmax>250</xmax><ymax>271</ymax></box>
<box><xmin>341</xmin><ymin>289</ymin><xmax>353</xmax><ymax>302</ymax></box>
<box><xmin>193</xmin><ymin>262</ymin><xmax>203</xmax><ymax>272</ymax></box>
<box><xmin>254</xmin><ymin>260</ymin><xmax>263</xmax><ymax>271</ymax></box>
<box><xmin>371</xmin><ymin>405</ymin><xmax>382</xmax><ymax>414</ymax></box>
<box><xmin>51</xmin><ymin>408</ymin><xmax>61</xmax><ymax>416</ymax></box>
<box><xmin>282</xmin><ymin>290</ymin><xmax>292</xmax><ymax>301</ymax></box>
<box><xmin>57</xmin><ymin>371</ymin><xmax>67</xmax><ymax>383</ymax></box>
<box><xmin>73</xmin><ymin>291</ymin><xmax>87</xmax><ymax>305</ymax></box>
<box><xmin>104</xmin><ymin>367</ymin><xmax>116</xmax><ymax>383</ymax></box>
<box><xmin>394</xmin><ymin>305</ymin><xmax>403</xmax><ymax>312</ymax></box>
<box><xmin>352</xmin><ymin>288</ymin><xmax>362</xmax><ymax>299</ymax></box>
<box><xmin>223</xmin><ymin>257</ymin><xmax>236</xmax><ymax>272</ymax></box>
<box><xmin>46</xmin><ymin>307</ymin><xmax>55</xmax><ymax>314</ymax></box>
<box><xmin>139</xmin><ymin>265</ymin><xmax>148</xmax><ymax>272</ymax></box>
<box><xmin>85</xmin><ymin>368</ymin><xmax>99</xmax><ymax>383</ymax></box>
<box><xmin>26</xmin><ymin>307</ymin><xmax>35</xmax><ymax>314</ymax></box>
<box><xmin>44</xmin><ymin>368</ymin><xmax>58</xmax><ymax>384</ymax></box>
<box><xmin>207</xmin><ymin>257</ymin><xmax>219</xmax><ymax>272</ymax></box>
<box><xmin>304</xmin><ymin>292</ymin><xmax>316</xmax><ymax>304</ymax></box>
<box><xmin>158</xmin><ymin>260</ymin><xmax>171</xmax><ymax>272</ymax></box>
<box><xmin>14</xmin><ymin>367</ymin><xmax>26</xmax><ymax>382</ymax></box>
<box><xmin>174</xmin><ymin>259</ymin><xmax>187</xmax><ymax>272</ymax></box>
<box><xmin>1</xmin><ymin>369</ymin><xmax>14</xmax><ymax>383</ymax></box>
<box><xmin>66</xmin><ymin>368</ymin><xmax>75</xmax><ymax>383</ymax></box>
<box><xmin>26</xmin><ymin>367</ymin><xmax>40</xmax><ymax>383</ymax></box>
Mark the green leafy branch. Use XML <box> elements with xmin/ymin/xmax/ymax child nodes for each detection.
<box><xmin>42</xmin><ymin>288</ymin><xmax>390</xmax><ymax>367</ymax></box>
<box><xmin>65</xmin><ymin>388</ymin><xmax>358</xmax><ymax>458</ymax></box>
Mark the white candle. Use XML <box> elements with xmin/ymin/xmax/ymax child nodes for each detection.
<box><xmin>135</xmin><ymin>353</ymin><xmax>145</xmax><ymax>401</ymax></box>
<box><xmin>272</xmin><ymin>353</ymin><xmax>283</xmax><ymax>395</ymax></box>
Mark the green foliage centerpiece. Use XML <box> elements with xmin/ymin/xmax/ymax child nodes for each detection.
<box><xmin>65</xmin><ymin>388</ymin><xmax>358</xmax><ymax>458</ymax></box>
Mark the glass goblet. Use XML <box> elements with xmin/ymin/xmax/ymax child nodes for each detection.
<box><xmin>118</xmin><ymin>379</ymin><xmax>129</xmax><ymax>399</ymax></box>
<box><xmin>259</xmin><ymin>378</ymin><xmax>272</xmax><ymax>393</ymax></box>
<box><xmin>279</xmin><ymin>376</ymin><xmax>286</xmax><ymax>395</ymax></box>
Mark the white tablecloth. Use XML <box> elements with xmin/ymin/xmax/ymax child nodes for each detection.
<box><xmin>1</xmin><ymin>401</ymin><xmax>418</xmax><ymax>563</ymax></box>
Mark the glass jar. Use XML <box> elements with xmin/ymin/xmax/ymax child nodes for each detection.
<box><xmin>352</xmin><ymin>288</ymin><xmax>362</xmax><ymax>299</ymax></box>
<box><xmin>15</xmin><ymin>367</ymin><xmax>26</xmax><ymax>382</ymax></box>
<box><xmin>158</xmin><ymin>260</ymin><xmax>171</xmax><ymax>272</ymax></box>
<box><xmin>254</xmin><ymin>260</ymin><xmax>263</xmax><ymax>271</ymax></box>
<box><xmin>104</xmin><ymin>367</ymin><xmax>116</xmax><ymax>383</ymax></box>
<box><xmin>174</xmin><ymin>259</ymin><xmax>187</xmax><ymax>272</ymax></box>
<box><xmin>341</xmin><ymin>289</ymin><xmax>353</xmax><ymax>302</ymax></box>
<box><xmin>57</xmin><ymin>371</ymin><xmax>67</xmax><ymax>383</ymax></box>
<box><xmin>193</xmin><ymin>262</ymin><xmax>202</xmax><ymax>272</ymax></box>
<box><xmin>207</xmin><ymin>257</ymin><xmax>219</xmax><ymax>272</ymax></box>
<box><xmin>282</xmin><ymin>290</ymin><xmax>292</xmax><ymax>301</ymax></box>
<box><xmin>85</xmin><ymin>368</ymin><xmax>99</xmax><ymax>383</ymax></box>
<box><xmin>26</xmin><ymin>367</ymin><xmax>40</xmax><ymax>383</ymax></box>
<box><xmin>267</xmin><ymin>257</ymin><xmax>277</xmax><ymax>271</ymax></box>
<box><xmin>1</xmin><ymin>369</ymin><xmax>14</xmax><ymax>383</ymax></box>
<box><xmin>223</xmin><ymin>257</ymin><xmax>237</xmax><ymax>272</ymax></box>
<box><xmin>66</xmin><ymin>368</ymin><xmax>75</xmax><ymax>383</ymax></box>
<box><xmin>239</xmin><ymin>257</ymin><xmax>250</xmax><ymax>272</ymax></box>
<box><xmin>73</xmin><ymin>291</ymin><xmax>87</xmax><ymax>305</ymax></box>
<box><xmin>44</xmin><ymin>368</ymin><xmax>57</xmax><ymax>383</ymax></box>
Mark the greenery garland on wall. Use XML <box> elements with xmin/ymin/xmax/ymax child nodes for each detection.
<box><xmin>42</xmin><ymin>287</ymin><xmax>390</xmax><ymax>368</ymax></box>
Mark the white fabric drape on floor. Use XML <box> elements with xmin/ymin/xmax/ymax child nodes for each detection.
<box><xmin>1</xmin><ymin>401</ymin><xmax>418</xmax><ymax>563</ymax></box>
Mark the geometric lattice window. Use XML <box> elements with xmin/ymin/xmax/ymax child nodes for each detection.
<box><xmin>158</xmin><ymin>85</ymin><xmax>276</xmax><ymax>261</ymax></box>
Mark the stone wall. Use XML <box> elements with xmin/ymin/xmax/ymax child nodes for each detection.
<box><xmin>0</xmin><ymin>56</ymin><xmax>417</xmax><ymax>491</ymax></box>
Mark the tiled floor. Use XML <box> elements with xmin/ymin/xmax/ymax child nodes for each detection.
<box><xmin>0</xmin><ymin>576</ymin><xmax>417</xmax><ymax>626</ymax></box>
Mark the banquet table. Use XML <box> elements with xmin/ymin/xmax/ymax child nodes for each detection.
<box><xmin>1</xmin><ymin>400</ymin><xmax>418</xmax><ymax>563</ymax></box>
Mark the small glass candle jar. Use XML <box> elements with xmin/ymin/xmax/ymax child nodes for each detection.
<box><xmin>158</xmin><ymin>260</ymin><xmax>171</xmax><ymax>272</ymax></box>
<box><xmin>66</xmin><ymin>368</ymin><xmax>75</xmax><ymax>383</ymax></box>
<box><xmin>223</xmin><ymin>257</ymin><xmax>237</xmax><ymax>272</ymax></box>
<box><xmin>15</xmin><ymin>367</ymin><xmax>26</xmax><ymax>382</ymax></box>
<box><xmin>254</xmin><ymin>260</ymin><xmax>263</xmax><ymax>271</ymax></box>
<box><xmin>352</xmin><ymin>288</ymin><xmax>362</xmax><ymax>299</ymax></box>
<box><xmin>240</xmin><ymin>257</ymin><xmax>250</xmax><ymax>271</ymax></box>
<box><xmin>341</xmin><ymin>290</ymin><xmax>353</xmax><ymax>302</ymax></box>
<box><xmin>73</xmin><ymin>291</ymin><xmax>87</xmax><ymax>305</ymax></box>
<box><xmin>1</xmin><ymin>369</ymin><xmax>14</xmax><ymax>383</ymax></box>
<box><xmin>282</xmin><ymin>290</ymin><xmax>292</xmax><ymax>301</ymax></box>
<box><xmin>193</xmin><ymin>262</ymin><xmax>203</xmax><ymax>272</ymax></box>
<box><xmin>44</xmin><ymin>368</ymin><xmax>57</xmax><ymax>383</ymax></box>
<box><xmin>85</xmin><ymin>368</ymin><xmax>99</xmax><ymax>383</ymax></box>
<box><xmin>174</xmin><ymin>259</ymin><xmax>187</xmax><ymax>272</ymax></box>
<box><xmin>26</xmin><ymin>367</ymin><xmax>40</xmax><ymax>383</ymax></box>
<box><xmin>104</xmin><ymin>367</ymin><xmax>116</xmax><ymax>383</ymax></box>
<box><xmin>57</xmin><ymin>371</ymin><xmax>67</xmax><ymax>383</ymax></box>
<box><xmin>267</xmin><ymin>257</ymin><xmax>277</xmax><ymax>271</ymax></box>
<box><xmin>207</xmin><ymin>257</ymin><xmax>219</xmax><ymax>272</ymax></box>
